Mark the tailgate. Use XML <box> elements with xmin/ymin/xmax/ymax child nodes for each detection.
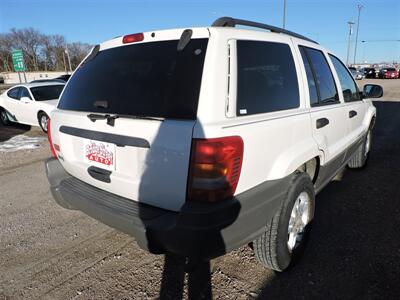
<box><xmin>51</xmin><ymin>110</ymin><xmax>195</xmax><ymax>211</ymax></box>
<box><xmin>50</xmin><ymin>30</ymin><xmax>209</xmax><ymax>211</ymax></box>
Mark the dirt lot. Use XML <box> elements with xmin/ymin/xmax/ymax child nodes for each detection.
<box><xmin>1</xmin><ymin>79</ymin><xmax>400</xmax><ymax>299</ymax></box>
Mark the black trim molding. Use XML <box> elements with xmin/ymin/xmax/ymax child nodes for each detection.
<box><xmin>59</xmin><ymin>126</ymin><xmax>150</xmax><ymax>148</ymax></box>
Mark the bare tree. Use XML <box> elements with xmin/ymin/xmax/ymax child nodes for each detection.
<box><xmin>0</xmin><ymin>28</ymin><xmax>91</xmax><ymax>72</ymax></box>
<box><xmin>9</xmin><ymin>27</ymin><xmax>45</xmax><ymax>71</ymax></box>
<box><xmin>67</xmin><ymin>42</ymin><xmax>92</xmax><ymax>69</ymax></box>
<box><xmin>0</xmin><ymin>34</ymin><xmax>13</xmax><ymax>72</ymax></box>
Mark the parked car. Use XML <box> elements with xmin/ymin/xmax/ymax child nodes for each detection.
<box><xmin>45</xmin><ymin>17</ymin><xmax>382</xmax><ymax>272</ymax></box>
<box><xmin>378</xmin><ymin>67</ymin><xmax>399</xmax><ymax>79</ymax></box>
<box><xmin>350</xmin><ymin>68</ymin><xmax>363</xmax><ymax>80</ymax></box>
<box><xmin>30</xmin><ymin>79</ymin><xmax>66</xmax><ymax>84</ymax></box>
<box><xmin>362</xmin><ymin>67</ymin><xmax>377</xmax><ymax>79</ymax></box>
<box><xmin>0</xmin><ymin>82</ymin><xmax>65</xmax><ymax>132</ymax></box>
<box><xmin>56</xmin><ymin>74</ymin><xmax>71</xmax><ymax>82</ymax></box>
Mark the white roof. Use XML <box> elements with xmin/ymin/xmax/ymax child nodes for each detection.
<box><xmin>13</xmin><ymin>81</ymin><xmax>65</xmax><ymax>89</ymax></box>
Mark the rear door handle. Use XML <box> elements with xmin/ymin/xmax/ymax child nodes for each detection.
<box><xmin>316</xmin><ymin>118</ymin><xmax>329</xmax><ymax>129</ymax></box>
<box><xmin>349</xmin><ymin>110</ymin><xmax>357</xmax><ymax>118</ymax></box>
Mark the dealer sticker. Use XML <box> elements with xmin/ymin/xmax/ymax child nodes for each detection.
<box><xmin>84</xmin><ymin>140</ymin><xmax>115</xmax><ymax>170</ymax></box>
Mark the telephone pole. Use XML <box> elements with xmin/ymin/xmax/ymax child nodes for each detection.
<box><xmin>283</xmin><ymin>0</ymin><xmax>287</xmax><ymax>29</ymax></box>
<box><xmin>353</xmin><ymin>4</ymin><xmax>364</xmax><ymax>64</ymax></box>
<box><xmin>346</xmin><ymin>21</ymin><xmax>355</xmax><ymax>66</ymax></box>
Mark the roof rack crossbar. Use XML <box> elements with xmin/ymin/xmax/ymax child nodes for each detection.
<box><xmin>212</xmin><ymin>17</ymin><xmax>318</xmax><ymax>44</ymax></box>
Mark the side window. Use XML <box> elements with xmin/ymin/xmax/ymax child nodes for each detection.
<box><xmin>7</xmin><ymin>87</ymin><xmax>21</xmax><ymax>100</ymax></box>
<box><xmin>329</xmin><ymin>54</ymin><xmax>361</xmax><ymax>102</ymax></box>
<box><xmin>20</xmin><ymin>87</ymin><xmax>32</xmax><ymax>100</ymax></box>
<box><xmin>236</xmin><ymin>40</ymin><xmax>300</xmax><ymax>116</ymax></box>
<box><xmin>300</xmin><ymin>46</ymin><xmax>338</xmax><ymax>106</ymax></box>
<box><xmin>299</xmin><ymin>47</ymin><xmax>318</xmax><ymax>106</ymax></box>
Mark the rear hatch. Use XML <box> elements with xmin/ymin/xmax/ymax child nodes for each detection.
<box><xmin>51</xmin><ymin>29</ymin><xmax>209</xmax><ymax>211</ymax></box>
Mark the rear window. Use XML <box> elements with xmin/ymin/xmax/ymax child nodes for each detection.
<box><xmin>30</xmin><ymin>85</ymin><xmax>64</xmax><ymax>101</ymax></box>
<box><xmin>58</xmin><ymin>39</ymin><xmax>208</xmax><ymax>120</ymax></box>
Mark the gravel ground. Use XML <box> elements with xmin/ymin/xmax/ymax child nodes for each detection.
<box><xmin>0</xmin><ymin>80</ymin><xmax>400</xmax><ymax>299</ymax></box>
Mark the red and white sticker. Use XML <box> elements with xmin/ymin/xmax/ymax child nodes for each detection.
<box><xmin>84</xmin><ymin>140</ymin><xmax>115</xmax><ymax>170</ymax></box>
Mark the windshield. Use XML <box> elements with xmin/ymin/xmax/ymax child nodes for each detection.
<box><xmin>58</xmin><ymin>38</ymin><xmax>209</xmax><ymax>120</ymax></box>
<box><xmin>30</xmin><ymin>85</ymin><xmax>65</xmax><ymax>101</ymax></box>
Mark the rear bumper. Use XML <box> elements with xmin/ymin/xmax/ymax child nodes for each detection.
<box><xmin>45</xmin><ymin>158</ymin><xmax>289</xmax><ymax>260</ymax></box>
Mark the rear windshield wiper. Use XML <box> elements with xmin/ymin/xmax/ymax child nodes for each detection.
<box><xmin>87</xmin><ymin>113</ymin><xmax>118</xmax><ymax>126</ymax></box>
<box><xmin>87</xmin><ymin>113</ymin><xmax>164</xmax><ymax>126</ymax></box>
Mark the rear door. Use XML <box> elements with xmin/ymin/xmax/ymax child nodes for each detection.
<box><xmin>328</xmin><ymin>54</ymin><xmax>366</xmax><ymax>144</ymax></box>
<box><xmin>51</xmin><ymin>31</ymin><xmax>209</xmax><ymax>211</ymax></box>
<box><xmin>299</xmin><ymin>46</ymin><xmax>348</xmax><ymax>164</ymax></box>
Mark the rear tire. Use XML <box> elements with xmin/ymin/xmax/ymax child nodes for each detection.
<box><xmin>0</xmin><ymin>109</ymin><xmax>10</xmax><ymax>126</ymax></box>
<box><xmin>253</xmin><ymin>173</ymin><xmax>315</xmax><ymax>272</ymax></box>
<box><xmin>348</xmin><ymin>129</ymin><xmax>372</xmax><ymax>169</ymax></box>
<box><xmin>38</xmin><ymin>112</ymin><xmax>49</xmax><ymax>133</ymax></box>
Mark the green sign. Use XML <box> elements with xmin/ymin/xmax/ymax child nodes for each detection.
<box><xmin>12</xmin><ymin>50</ymin><xmax>26</xmax><ymax>72</ymax></box>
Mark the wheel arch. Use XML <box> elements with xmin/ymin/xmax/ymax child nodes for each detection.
<box><xmin>267</xmin><ymin>138</ymin><xmax>323</xmax><ymax>180</ymax></box>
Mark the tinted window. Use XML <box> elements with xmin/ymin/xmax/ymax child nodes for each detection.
<box><xmin>30</xmin><ymin>85</ymin><xmax>64</xmax><ymax>101</ymax></box>
<box><xmin>58</xmin><ymin>39</ymin><xmax>208</xmax><ymax>120</ymax></box>
<box><xmin>7</xmin><ymin>87</ymin><xmax>21</xmax><ymax>100</ymax></box>
<box><xmin>236</xmin><ymin>41</ymin><xmax>299</xmax><ymax>116</ymax></box>
<box><xmin>299</xmin><ymin>47</ymin><xmax>319</xmax><ymax>105</ymax></box>
<box><xmin>20</xmin><ymin>87</ymin><xmax>32</xmax><ymax>100</ymax></box>
<box><xmin>303</xmin><ymin>47</ymin><xmax>338</xmax><ymax>105</ymax></box>
<box><xmin>329</xmin><ymin>54</ymin><xmax>360</xmax><ymax>102</ymax></box>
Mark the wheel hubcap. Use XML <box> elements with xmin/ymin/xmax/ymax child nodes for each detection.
<box><xmin>287</xmin><ymin>192</ymin><xmax>311</xmax><ymax>252</ymax></box>
<box><xmin>41</xmin><ymin>116</ymin><xmax>48</xmax><ymax>130</ymax></box>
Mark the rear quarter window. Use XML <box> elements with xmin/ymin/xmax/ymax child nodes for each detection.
<box><xmin>236</xmin><ymin>40</ymin><xmax>300</xmax><ymax>116</ymax></box>
<box><xmin>7</xmin><ymin>87</ymin><xmax>21</xmax><ymax>100</ymax></box>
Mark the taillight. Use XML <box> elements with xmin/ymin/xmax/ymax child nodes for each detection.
<box><xmin>47</xmin><ymin>119</ymin><xmax>57</xmax><ymax>159</ymax></box>
<box><xmin>187</xmin><ymin>136</ymin><xmax>244</xmax><ymax>202</ymax></box>
<box><xmin>122</xmin><ymin>33</ymin><xmax>144</xmax><ymax>44</ymax></box>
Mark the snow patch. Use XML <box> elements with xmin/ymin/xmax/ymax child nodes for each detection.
<box><xmin>0</xmin><ymin>135</ymin><xmax>46</xmax><ymax>152</ymax></box>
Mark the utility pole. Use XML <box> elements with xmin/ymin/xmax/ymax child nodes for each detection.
<box><xmin>62</xmin><ymin>52</ymin><xmax>67</xmax><ymax>73</ymax></box>
<box><xmin>346</xmin><ymin>21</ymin><xmax>355</xmax><ymax>66</ymax></box>
<box><xmin>353</xmin><ymin>4</ymin><xmax>364</xmax><ymax>65</ymax></box>
<box><xmin>361</xmin><ymin>40</ymin><xmax>366</xmax><ymax>63</ymax></box>
<box><xmin>283</xmin><ymin>0</ymin><xmax>287</xmax><ymax>29</ymax></box>
<box><xmin>65</xmin><ymin>48</ymin><xmax>72</xmax><ymax>74</ymax></box>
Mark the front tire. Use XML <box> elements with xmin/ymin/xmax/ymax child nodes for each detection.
<box><xmin>38</xmin><ymin>112</ymin><xmax>49</xmax><ymax>133</ymax></box>
<box><xmin>348</xmin><ymin>129</ymin><xmax>372</xmax><ymax>169</ymax></box>
<box><xmin>0</xmin><ymin>109</ymin><xmax>10</xmax><ymax>126</ymax></box>
<box><xmin>253</xmin><ymin>173</ymin><xmax>315</xmax><ymax>272</ymax></box>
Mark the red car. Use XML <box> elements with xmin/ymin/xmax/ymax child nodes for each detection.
<box><xmin>378</xmin><ymin>67</ymin><xmax>399</xmax><ymax>79</ymax></box>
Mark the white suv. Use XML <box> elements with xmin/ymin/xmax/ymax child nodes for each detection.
<box><xmin>46</xmin><ymin>17</ymin><xmax>382</xmax><ymax>271</ymax></box>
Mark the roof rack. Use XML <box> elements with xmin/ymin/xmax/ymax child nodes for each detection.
<box><xmin>212</xmin><ymin>17</ymin><xmax>318</xmax><ymax>44</ymax></box>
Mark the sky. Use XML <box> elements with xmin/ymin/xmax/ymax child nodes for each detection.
<box><xmin>0</xmin><ymin>0</ymin><xmax>399</xmax><ymax>63</ymax></box>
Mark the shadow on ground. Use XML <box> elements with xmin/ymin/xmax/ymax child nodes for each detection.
<box><xmin>0</xmin><ymin>123</ymin><xmax>32</xmax><ymax>142</ymax></box>
<box><xmin>154</xmin><ymin>102</ymin><xmax>400</xmax><ymax>299</ymax></box>
<box><xmin>255</xmin><ymin>101</ymin><xmax>400</xmax><ymax>299</ymax></box>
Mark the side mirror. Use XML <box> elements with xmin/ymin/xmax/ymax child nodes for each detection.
<box><xmin>20</xmin><ymin>96</ymin><xmax>32</xmax><ymax>103</ymax></box>
<box><xmin>363</xmin><ymin>84</ymin><xmax>383</xmax><ymax>99</ymax></box>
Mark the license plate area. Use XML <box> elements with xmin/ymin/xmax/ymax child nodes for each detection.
<box><xmin>84</xmin><ymin>139</ymin><xmax>116</xmax><ymax>171</ymax></box>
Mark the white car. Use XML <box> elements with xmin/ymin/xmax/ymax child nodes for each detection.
<box><xmin>0</xmin><ymin>82</ymin><xmax>65</xmax><ymax>132</ymax></box>
<box><xmin>46</xmin><ymin>17</ymin><xmax>383</xmax><ymax>271</ymax></box>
